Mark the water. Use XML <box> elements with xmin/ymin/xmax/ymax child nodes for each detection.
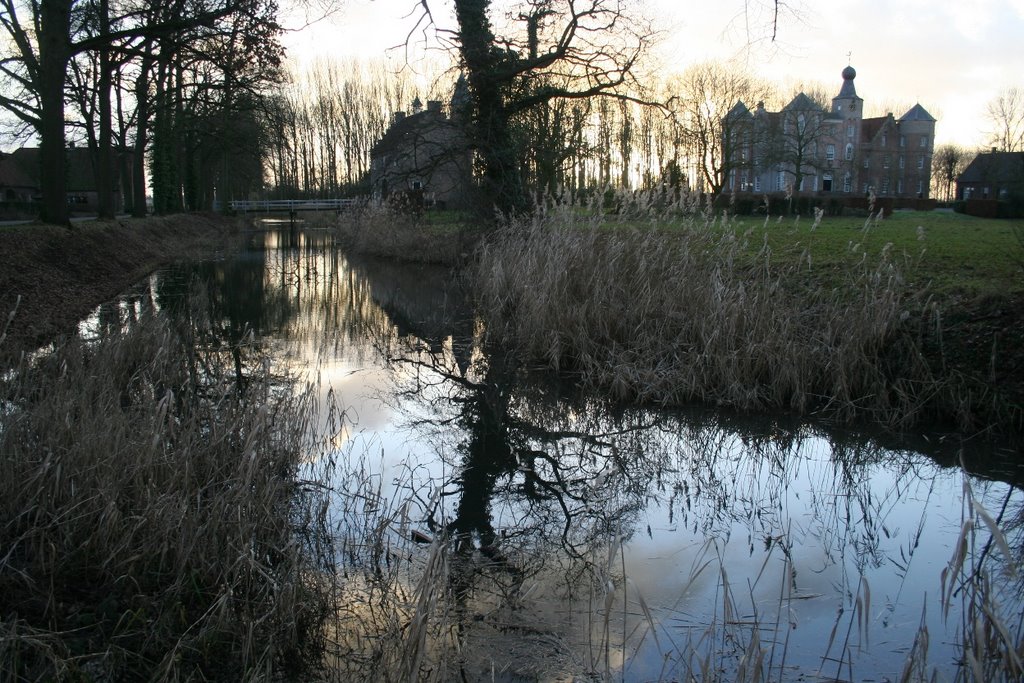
<box><xmin>85</xmin><ymin>223</ymin><xmax>1024</xmax><ymax>681</ymax></box>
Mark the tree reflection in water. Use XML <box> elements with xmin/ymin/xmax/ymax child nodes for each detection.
<box><xmin>82</xmin><ymin>227</ymin><xmax>1023</xmax><ymax>681</ymax></box>
<box><xmin>350</xmin><ymin>251</ymin><xmax>1024</xmax><ymax>682</ymax></box>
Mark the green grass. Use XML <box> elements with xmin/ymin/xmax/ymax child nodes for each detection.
<box><xmin>726</xmin><ymin>210</ymin><xmax>1024</xmax><ymax>299</ymax></box>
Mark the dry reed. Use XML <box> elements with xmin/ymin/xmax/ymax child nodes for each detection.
<box><xmin>471</xmin><ymin>192</ymin><xmax>974</xmax><ymax>429</ymax></box>
<box><xmin>0</xmin><ymin>300</ymin><xmax>335</xmax><ymax>680</ymax></box>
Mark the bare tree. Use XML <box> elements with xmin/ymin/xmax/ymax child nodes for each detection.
<box><xmin>931</xmin><ymin>143</ymin><xmax>972</xmax><ymax>202</ymax></box>
<box><xmin>672</xmin><ymin>61</ymin><xmax>774</xmax><ymax>196</ymax></box>
<box><xmin>986</xmin><ymin>87</ymin><xmax>1024</xmax><ymax>152</ymax></box>
<box><xmin>0</xmin><ymin>0</ymin><xmax>288</xmax><ymax>224</ymax></box>
<box><xmin>410</xmin><ymin>0</ymin><xmax>657</xmax><ymax>215</ymax></box>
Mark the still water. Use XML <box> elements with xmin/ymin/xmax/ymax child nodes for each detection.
<box><xmin>85</xmin><ymin>224</ymin><xmax>1023</xmax><ymax>681</ymax></box>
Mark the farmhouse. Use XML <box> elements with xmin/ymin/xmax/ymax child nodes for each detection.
<box><xmin>723</xmin><ymin>66</ymin><xmax>937</xmax><ymax>199</ymax></box>
<box><xmin>956</xmin><ymin>151</ymin><xmax>1024</xmax><ymax>201</ymax></box>
<box><xmin>0</xmin><ymin>146</ymin><xmax>133</xmax><ymax>213</ymax></box>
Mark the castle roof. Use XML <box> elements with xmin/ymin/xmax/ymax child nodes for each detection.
<box><xmin>782</xmin><ymin>92</ymin><xmax>825</xmax><ymax>113</ymax></box>
<box><xmin>371</xmin><ymin>110</ymin><xmax>454</xmax><ymax>158</ymax></box>
<box><xmin>837</xmin><ymin>65</ymin><xmax>860</xmax><ymax>100</ymax></box>
<box><xmin>860</xmin><ymin>116</ymin><xmax>892</xmax><ymax>142</ymax></box>
<box><xmin>724</xmin><ymin>101</ymin><xmax>752</xmax><ymax>121</ymax></box>
<box><xmin>899</xmin><ymin>103</ymin><xmax>936</xmax><ymax>122</ymax></box>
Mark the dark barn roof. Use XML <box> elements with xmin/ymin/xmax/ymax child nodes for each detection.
<box><xmin>958</xmin><ymin>151</ymin><xmax>1024</xmax><ymax>184</ymax></box>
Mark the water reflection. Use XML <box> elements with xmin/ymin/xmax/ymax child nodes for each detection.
<box><xmin>88</xmin><ymin>224</ymin><xmax>1024</xmax><ymax>681</ymax></box>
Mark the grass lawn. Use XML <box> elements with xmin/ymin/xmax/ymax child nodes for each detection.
<box><xmin>344</xmin><ymin>204</ymin><xmax>1024</xmax><ymax>301</ymax></box>
<box><xmin>717</xmin><ymin>210</ymin><xmax>1024</xmax><ymax>301</ymax></box>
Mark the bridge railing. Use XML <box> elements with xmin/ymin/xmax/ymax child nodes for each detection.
<box><xmin>216</xmin><ymin>198</ymin><xmax>361</xmax><ymax>213</ymax></box>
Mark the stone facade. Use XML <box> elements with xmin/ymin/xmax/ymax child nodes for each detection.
<box><xmin>724</xmin><ymin>67</ymin><xmax>936</xmax><ymax>199</ymax></box>
<box><xmin>369</xmin><ymin>97</ymin><xmax>472</xmax><ymax>209</ymax></box>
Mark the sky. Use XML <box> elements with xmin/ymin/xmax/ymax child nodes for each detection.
<box><xmin>283</xmin><ymin>0</ymin><xmax>1024</xmax><ymax>149</ymax></box>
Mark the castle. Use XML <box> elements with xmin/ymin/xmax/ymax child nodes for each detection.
<box><xmin>723</xmin><ymin>66</ymin><xmax>936</xmax><ymax>199</ymax></box>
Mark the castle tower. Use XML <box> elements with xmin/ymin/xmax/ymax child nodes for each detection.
<box><xmin>832</xmin><ymin>65</ymin><xmax>864</xmax><ymax>192</ymax></box>
<box><xmin>832</xmin><ymin>66</ymin><xmax>864</xmax><ymax>141</ymax></box>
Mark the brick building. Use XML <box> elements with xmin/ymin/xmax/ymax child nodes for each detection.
<box><xmin>723</xmin><ymin>66</ymin><xmax>936</xmax><ymax>199</ymax></box>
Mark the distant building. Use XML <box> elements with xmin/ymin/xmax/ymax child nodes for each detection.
<box><xmin>0</xmin><ymin>146</ymin><xmax>133</xmax><ymax>212</ymax></box>
<box><xmin>723</xmin><ymin>66</ymin><xmax>937</xmax><ymax>199</ymax></box>
<box><xmin>956</xmin><ymin>151</ymin><xmax>1024</xmax><ymax>200</ymax></box>
<box><xmin>369</xmin><ymin>84</ymin><xmax>473</xmax><ymax>209</ymax></box>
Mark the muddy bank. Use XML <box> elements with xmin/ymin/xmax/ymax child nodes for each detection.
<box><xmin>0</xmin><ymin>214</ymin><xmax>244</xmax><ymax>357</ymax></box>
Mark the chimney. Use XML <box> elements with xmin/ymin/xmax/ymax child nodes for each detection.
<box><xmin>392</xmin><ymin>111</ymin><xmax>406</xmax><ymax>125</ymax></box>
<box><xmin>427</xmin><ymin>100</ymin><xmax>442</xmax><ymax>113</ymax></box>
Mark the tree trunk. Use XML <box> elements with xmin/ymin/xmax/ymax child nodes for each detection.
<box><xmin>37</xmin><ymin>0</ymin><xmax>73</xmax><ymax>225</ymax></box>
<box><xmin>132</xmin><ymin>52</ymin><xmax>153</xmax><ymax>218</ymax></box>
<box><xmin>96</xmin><ymin>0</ymin><xmax>115</xmax><ymax>218</ymax></box>
<box><xmin>454</xmin><ymin>0</ymin><xmax>524</xmax><ymax>215</ymax></box>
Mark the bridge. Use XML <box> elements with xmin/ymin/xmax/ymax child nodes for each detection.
<box><xmin>218</xmin><ymin>198</ymin><xmax>361</xmax><ymax>213</ymax></box>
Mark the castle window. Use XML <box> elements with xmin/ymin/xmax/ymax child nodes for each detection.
<box><xmin>845</xmin><ymin>143</ymin><xmax>854</xmax><ymax>161</ymax></box>
<box><xmin>918</xmin><ymin>180</ymin><xmax>924</xmax><ymax>195</ymax></box>
<box><xmin>920</xmin><ymin>136</ymin><xmax>928</xmax><ymax>148</ymax></box>
<box><xmin>882</xmin><ymin>133</ymin><xmax>888</xmax><ymax>146</ymax></box>
<box><xmin>823</xmin><ymin>173</ymin><xmax>833</xmax><ymax>192</ymax></box>
<box><xmin>899</xmin><ymin>155</ymin><xmax>905</xmax><ymax>169</ymax></box>
<box><xmin>847</xmin><ymin>124</ymin><xmax>855</xmax><ymax>138</ymax></box>
<box><xmin>863</xmin><ymin>157</ymin><xmax>870</xmax><ymax>169</ymax></box>
<box><xmin>897</xmin><ymin>179</ymin><xmax>903</xmax><ymax>194</ymax></box>
<box><xmin>826</xmin><ymin>144</ymin><xmax>836</xmax><ymax>161</ymax></box>
<box><xmin>918</xmin><ymin>156</ymin><xmax>925</xmax><ymax>169</ymax></box>
<box><xmin>843</xmin><ymin>172</ymin><xmax>852</xmax><ymax>192</ymax></box>
<box><xmin>754</xmin><ymin>175</ymin><xmax>761</xmax><ymax>192</ymax></box>
<box><xmin>899</xmin><ymin>135</ymin><xmax>906</xmax><ymax>147</ymax></box>
<box><xmin>882</xmin><ymin>178</ymin><xmax>890</xmax><ymax>194</ymax></box>
<box><xmin>883</xmin><ymin>155</ymin><xmax>890</xmax><ymax>169</ymax></box>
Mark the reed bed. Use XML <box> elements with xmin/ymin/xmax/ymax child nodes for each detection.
<box><xmin>471</xmin><ymin>193</ymin><xmax>985</xmax><ymax>429</ymax></box>
<box><xmin>325</xmin><ymin>202</ymin><xmax>471</xmax><ymax>266</ymax></box>
<box><xmin>0</xmin><ymin>305</ymin><xmax>335</xmax><ymax>680</ymax></box>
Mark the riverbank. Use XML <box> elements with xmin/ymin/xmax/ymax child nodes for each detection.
<box><xmin>468</xmin><ymin>203</ymin><xmax>1024</xmax><ymax>438</ymax></box>
<box><xmin>0</xmin><ymin>213</ymin><xmax>244</xmax><ymax>357</ymax></box>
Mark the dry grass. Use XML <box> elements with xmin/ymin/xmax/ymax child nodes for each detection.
<box><xmin>0</xmin><ymin>296</ymin><xmax>335</xmax><ymax>681</ymax></box>
<box><xmin>470</xmin><ymin>192</ymin><xmax>1005</xmax><ymax>430</ymax></box>
<box><xmin>323</xmin><ymin>202</ymin><xmax>474</xmax><ymax>266</ymax></box>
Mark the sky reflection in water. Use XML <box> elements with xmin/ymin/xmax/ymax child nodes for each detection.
<box><xmin>86</xmin><ymin>224</ymin><xmax>1024</xmax><ymax>681</ymax></box>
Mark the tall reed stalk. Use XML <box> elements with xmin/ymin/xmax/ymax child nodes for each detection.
<box><xmin>0</xmin><ymin>304</ymin><xmax>335</xmax><ymax>680</ymax></box>
<box><xmin>472</xmin><ymin>194</ymin><xmax>958</xmax><ymax>428</ymax></box>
